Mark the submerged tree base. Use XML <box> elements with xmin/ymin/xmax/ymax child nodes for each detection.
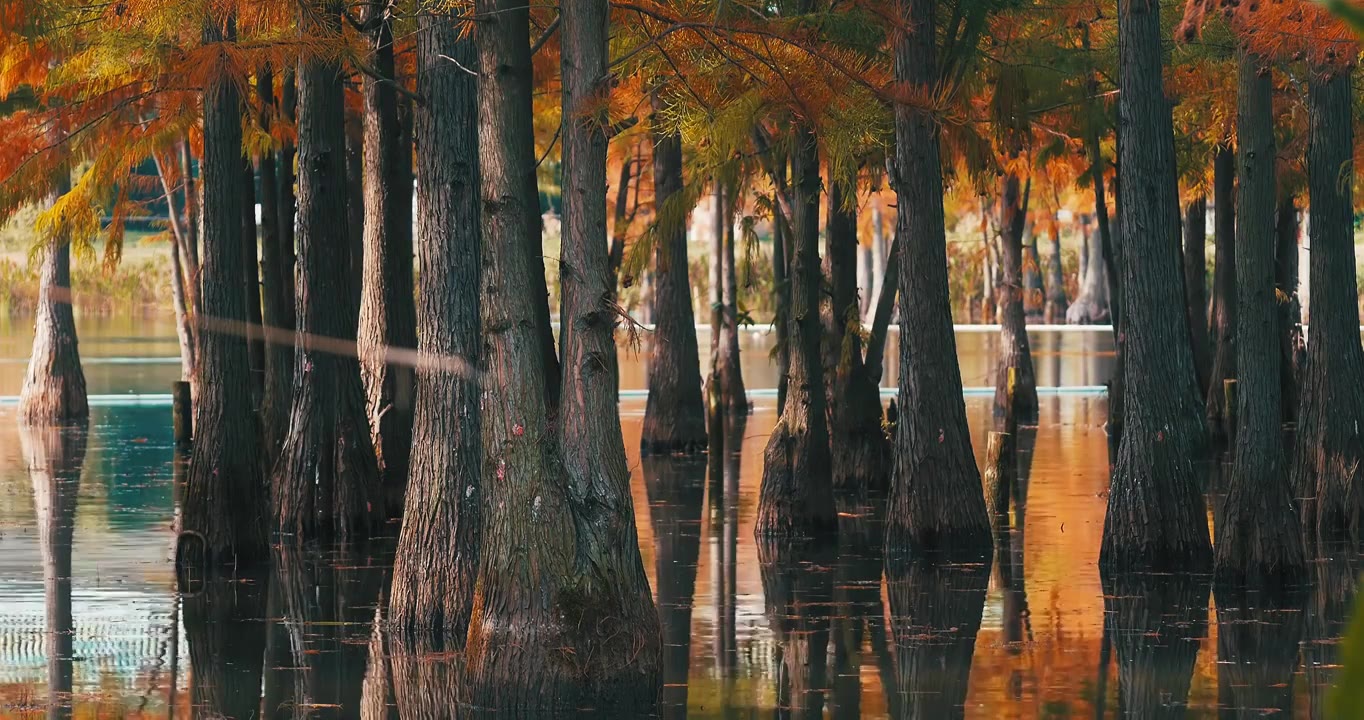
<box><xmin>755</xmin><ymin>415</ymin><xmax>836</xmax><ymax>538</ymax></box>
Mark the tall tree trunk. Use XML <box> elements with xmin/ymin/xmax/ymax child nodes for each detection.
<box><xmin>1275</xmin><ymin>195</ymin><xmax>1303</xmax><ymax>425</ymax></box>
<box><xmin>180</xmin><ymin>138</ymin><xmax>202</xmax><ymax>295</ymax></box>
<box><xmin>179</xmin><ymin>14</ymin><xmax>269</xmax><ymax>570</ymax></box>
<box><xmin>1024</xmin><ymin>226</ymin><xmax>1045</xmax><ymax>320</ymax></box>
<box><xmin>1065</xmin><ymin>223</ymin><xmax>1110</xmax><ymax>323</ymax></box>
<box><xmin>641</xmin><ymin>104</ymin><xmax>707</xmax><ymax>454</ymax></box>
<box><xmin>644</xmin><ymin>457</ymin><xmax>706</xmax><ymax>720</ymax></box>
<box><xmin>1184</xmin><ymin>197</ymin><xmax>1210</xmax><ymax>397</ymax></box>
<box><xmin>387</xmin><ymin>22</ymin><xmax>481</xmax><ymax>646</ymax></box>
<box><xmin>357</xmin><ymin>3</ymin><xmax>417</xmax><ymax>516</ymax></box>
<box><xmin>1100</xmin><ymin>573</ymin><xmax>1209</xmax><ymax>717</ymax></box>
<box><xmin>20</xmin><ymin>424</ymin><xmax>85</xmax><ymax>720</ymax></box>
<box><xmin>1217</xmin><ymin>53</ymin><xmax>1304</xmax><ymax>585</ymax></box>
<box><xmin>1043</xmin><ymin>221</ymin><xmax>1067</xmax><ymax>323</ymax></box>
<box><xmin>1207</xmin><ymin>143</ymin><xmax>1238</xmax><ymax>445</ymax></box>
<box><xmin>773</xmin><ymin>202</ymin><xmax>791</xmax><ymax>415</ymax></box>
<box><xmin>1293</xmin><ymin>68</ymin><xmax>1364</xmax><ymax>546</ymax></box>
<box><xmin>1099</xmin><ymin>0</ymin><xmax>1212</xmax><ymax>573</ymax></box>
<box><xmin>464</xmin><ymin>0</ymin><xmax>661</xmax><ymax>708</ymax></box>
<box><xmin>277</xmin><ymin>66</ymin><xmax>298</xmax><ymax>265</ymax></box>
<box><xmin>828</xmin><ymin>182</ymin><xmax>890</xmax><ymax>497</ymax></box>
<box><xmin>755</xmin><ymin>122</ymin><xmax>834</xmax><ymax>537</ymax></box>
<box><xmin>258</xmin><ymin>66</ymin><xmax>294</xmax><ymax>464</ymax></box>
<box><xmin>995</xmin><ymin>173</ymin><xmax>1039</xmax><ymax>424</ymax></box>
<box><xmin>271</xmin><ymin>0</ymin><xmax>384</xmax><ymax>542</ymax></box>
<box><xmin>886</xmin><ymin>0</ymin><xmax>991</xmax><ymax>556</ymax></box>
<box><xmin>718</xmin><ymin>182</ymin><xmax>747</xmax><ymax>417</ymax></box>
<box><xmin>867</xmin><ymin>195</ymin><xmax>887</xmax><ymax>322</ymax></box>
<box><xmin>345</xmin><ymin>112</ymin><xmax>365</xmax><ymax>318</ymax></box>
<box><xmin>19</xmin><ymin>175</ymin><xmax>88</xmax><ymax>423</ymax></box>
<box><xmin>886</xmin><ymin>557</ymin><xmax>989</xmax><ymax>720</ymax></box>
<box><xmin>241</xmin><ymin>159</ymin><xmax>264</xmax><ymax>402</ymax></box>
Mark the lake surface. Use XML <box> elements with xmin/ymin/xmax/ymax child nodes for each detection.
<box><xmin>0</xmin><ymin>312</ymin><xmax>1353</xmax><ymax>717</ymax></box>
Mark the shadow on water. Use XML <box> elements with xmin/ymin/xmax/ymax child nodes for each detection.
<box><xmin>20</xmin><ymin>422</ymin><xmax>87</xmax><ymax>720</ymax></box>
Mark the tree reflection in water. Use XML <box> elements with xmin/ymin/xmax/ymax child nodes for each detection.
<box><xmin>645</xmin><ymin>454</ymin><xmax>707</xmax><ymax>720</ymax></box>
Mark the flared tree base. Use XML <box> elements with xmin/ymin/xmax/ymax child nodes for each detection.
<box><xmin>755</xmin><ymin>416</ymin><xmax>835</xmax><ymax>538</ymax></box>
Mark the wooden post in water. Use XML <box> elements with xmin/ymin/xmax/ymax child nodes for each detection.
<box><xmin>172</xmin><ymin>381</ymin><xmax>193</xmax><ymax>446</ymax></box>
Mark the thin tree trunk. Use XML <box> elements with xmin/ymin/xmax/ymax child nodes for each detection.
<box><xmin>886</xmin><ymin>0</ymin><xmax>991</xmax><ymax>556</ymax></box>
<box><xmin>1184</xmin><ymin>196</ymin><xmax>1210</xmax><ymax>397</ymax></box>
<box><xmin>358</xmin><ymin>3</ymin><xmax>417</xmax><ymax>516</ymax></box>
<box><xmin>1217</xmin><ymin>52</ymin><xmax>1304</xmax><ymax>585</ymax></box>
<box><xmin>1099</xmin><ymin>0</ymin><xmax>1211</xmax><ymax>573</ymax></box>
<box><xmin>1208</xmin><ymin>143</ymin><xmax>1238</xmax><ymax>445</ymax></box>
<box><xmin>151</xmin><ymin>147</ymin><xmax>198</xmax><ymax>382</ymax></box>
<box><xmin>608</xmin><ymin>158</ymin><xmax>632</xmax><ymax>284</ymax></box>
<box><xmin>828</xmin><ymin>182</ymin><xmax>890</xmax><ymax>497</ymax></box>
<box><xmin>756</xmin><ymin>121</ymin><xmax>834</xmax><ymax>537</ymax></box>
<box><xmin>1293</xmin><ymin>69</ymin><xmax>1364</xmax><ymax>546</ymax></box>
<box><xmin>257</xmin><ymin>66</ymin><xmax>294</xmax><ymax>464</ymax></box>
<box><xmin>386</xmin><ymin>25</ymin><xmax>481</xmax><ymax>646</ymax></box>
<box><xmin>20</xmin><ymin>174</ymin><xmax>88</xmax><ymax>423</ymax></box>
<box><xmin>178</xmin><ymin>13</ymin><xmax>269</xmax><ymax>570</ymax></box>
<box><xmin>1276</xmin><ymin>195</ymin><xmax>1303</xmax><ymax>425</ymax></box>
<box><xmin>641</xmin><ymin>102</ymin><xmax>707</xmax><ymax>453</ymax></box>
<box><xmin>464</xmin><ymin>0</ymin><xmax>661</xmax><ymax>708</ymax></box>
<box><xmin>719</xmin><ymin>180</ymin><xmax>746</xmax><ymax>417</ymax></box>
<box><xmin>1043</xmin><ymin>220</ymin><xmax>1067</xmax><ymax>323</ymax></box>
<box><xmin>241</xmin><ymin>159</ymin><xmax>264</xmax><ymax>403</ymax></box>
<box><xmin>995</xmin><ymin>172</ymin><xmax>1039</xmax><ymax>423</ymax></box>
<box><xmin>271</xmin><ymin>0</ymin><xmax>384</xmax><ymax>543</ymax></box>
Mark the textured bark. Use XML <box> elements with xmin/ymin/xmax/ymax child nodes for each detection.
<box><xmin>241</xmin><ymin>158</ymin><xmax>264</xmax><ymax>400</ymax></box>
<box><xmin>641</xmin><ymin>106</ymin><xmax>707</xmax><ymax>454</ymax></box>
<box><xmin>184</xmin><ymin>571</ymin><xmax>269</xmax><ymax>720</ymax></box>
<box><xmin>828</xmin><ymin>184</ymin><xmax>890</xmax><ymax>497</ymax></box>
<box><xmin>886</xmin><ymin>556</ymin><xmax>989</xmax><ymax>720</ymax></box>
<box><xmin>759</xmin><ymin>538</ymin><xmax>833</xmax><ymax>719</ymax></box>
<box><xmin>1099</xmin><ymin>0</ymin><xmax>1212</xmax><ymax>573</ymax></box>
<box><xmin>1065</xmin><ymin>224</ymin><xmax>1110</xmax><ymax>323</ymax></box>
<box><xmin>1293</xmin><ymin>69</ymin><xmax>1364</xmax><ymax>546</ymax></box>
<box><xmin>644</xmin><ymin>456</ymin><xmax>705</xmax><ymax>720</ymax></box>
<box><xmin>20</xmin><ymin>424</ymin><xmax>85</xmax><ymax>720</ymax></box>
<box><xmin>1216</xmin><ymin>54</ymin><xmax>1304</xmax><ymax>586</ymax></box>
<box><xmin>756</xmin><ymin>123</ymin><xmax>834</xmax><ymax>537</ymax></box>
<box><xmin>1275</xmin><ymin>196</ymin><xmax>1303</xmax><ymax>425</ymax></box>
<box><xmin>271</xmin><ymin>545</ymin><xmax>387</xmax><ymax>718</ymax></box>
<box><xmin>19</xmin><ymin>189</ymin><xmax>88</xmax><ymax>423</ymax></box>
<box><xmin>995</xmin><ymin>173</ymin><xmax>1038</xmax><ymax>424</ymax></box>
<box><xmin>271</xmin><ymin>0</ymin><xmax>384</xmax><ymax>543</ymax></box>
<box><xmin>258</xmin><ymin>66</ymin><xmax>295</xmax><ymax>465</ymax></box>
<box><xmin>1208</xmin><ymin>144</ymin><xmax>1238</xmax><ymax>444</ymax></box>
<box><xmin>717</xmin><ymin>182</ymin><xmax>747</xmax><ymax>417</ymax></box>
<box><xmin>1213</xmin><ymin>585</ymin><xmax>1305</xmax><ymax>718</ymax></box>
<box><xmin>1100</xmin><ymin>573</ymin><xmax>1209</xmax><ymax>719</ymax></box>
<box><xmin>1184</xmin><ymin>197</ymin><xmax>1210</xmax><ymax>397</ymax></box>
<box><xmin>886</xmin><ymin>0</ymin><xmax>991</xmax><ymax>557</ymax></box>
<box><xmin>463</xmin><ymin>0</ymin><xmax>661</xmax><ymax>709</ymax></box>
<box><xmin>1024</xmin><ymin>227</ymin><xmax>1045</xmax><ymax>320</ymax></box>
<box><xmin>179</xmin><ymin>15</ymin><xmax>269</xmax><ymax>569</ymax></box>
<box><xmin>357</xmin><ymin>3</ymin><xmax>417</xmax><ymax>515</ymax></box>
<box><xmin>773</xmin><ymin>197</ymin><xmax>791</xmax><ymax>415</ymax></box>
<box><xmin>1043</xmin><ymin>223</ymin><xmax>1067</xmax><ymax>323</ymax></box>
<box><xmin>387</xmin><ymin>26</ymin><xmax>481</xmax><ymax>647</ymax></box>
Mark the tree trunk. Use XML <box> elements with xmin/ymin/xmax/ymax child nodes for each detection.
<box><xmin>1065</xmin><ymin>223</ymin><xmax>1110</xmax><ymax>323</ymax></box>
<box><xmin>463</xmin><ymin>0</ymin><xmax>661</xmax><ymax>708</ymax></box>
<box><xmin>258</xmin><ymin>67</ymin><xmax>295</xmax><ymax>464</ymax></box>
<box><xmin>1024</xmin><ymin>226</ymin><xmax>1045</xmax><ymax>320</ymax></box>
<box><xmin>241</xmin><ymin>159</ymin><xmax>264</xmax><ymax>402</ymax></box>
<box><xmin>278</xmin><ymin>66</ymin><xmax>298</xmax><ymax>265</ymax></box>
<box><xmin>184</xmin><ymin>571</ymin><xmax>269</xmax><ymax>719</ymax></box>
<box><xmin>1100</xmin><ymin>0</ymin><xmax>1212</xmax><ymax>573</ymax></box>
<box><xmin>271</xmin><ymin>0</ymin><xmax>384</xmax><ymax>543</ymax></box>
<box><xmin>641</xmin><ymin>104</ymin><xmax>707</xmax><ymax>454</ymax></box>
<box><xmin>644</xmin><ymin>457</ymin><xmax>706</xmax><ymax>720</ymax></box>
<box><xmin>1275</xmin><ymin>195</ymin><xmax>1303</xmax><ymax>425</ymax></box>
<box><xmin>1217</xmin><ymin>53</ymin><xmax>1305</xmax><ymax>586</ymax></box>
<box><xmin>864</xmin><ymin>232</ymin><xmax>900</xmax><ymax>385</ymax></box>
<box><xmin>387</xmin><ymin>23</ymin><xmax>481</xmax><ymax>647</ymax></box>
<box><xmin>1208</xmin><ymin>143</ymin><xmax>1238</xmax><ymax>445</ymax></box>
<box><xmin>868</xmin><ymin>196</ymin><xmax>887</xmax><ymax>322</ymax></box>
<box><xmin>886</xmin><ymin>0</ymin><xmax>991</xmax><ymax>556</ymax></box>
<box><xmin>1043</xmin><ymin>221</ymin><xmax>1067</xmax><ymax>323</ymax></box>
<box><xmin>718</xmin><ymin>182</ymin><xmax>747</xmax><ymax>417</ymax></box>
<box><xmin>756</xmin><ymin>122</ymin><xmax>834</xmax><ymax>537</ymax></box>
<box><xmin>19</xmin><ymin>177</ymin><xmax>88</xmax><ymax>423</ymax></box>
<box><xmin>1293</xmin><ymin>69</ymin><xmax>1364</xmax><ymax>546</ymax></box>
<box><xmin>179</xmin><ymin>14</ymin><xmax>269</xmax><ymax>570</ymax></box>
<box><xmin>759</xmin><ymin>539</ymin><xmax>833</xmax><ymax>719</ymax></box>
<box><xmin>357</xmin><ymin>4</ymin><xmax>417</xmax><ymax>516</ymax></box>
<box><xmin>995</xmin><ymin>173</ymin><xmax>1039</xmax><ymax>424</ymax></box>
<box><xmin>1184</xmin><ymin>196</ymin><xmax>1210</xmax><ymax>397</ymax></box>
<box><xmin>180</xmin><ymin>138</ymin><xmax>202</xmax><ymax>295</ymax></box>
<box><xmin>20</xmin><ymin>424</ymin><xmax>85</xmax><ymax>720</ymax></box>
<box><xmin>1100</xmin><ymin>573</ymin><xmax>1209</xmax><ymax>718</ymax></box>
<box><xmin>828</xmin><ymin>182</ymin><xmax>890</xmax><ymax>497</ymax></box>
<box><xmin>773</xmin><ymin>201</ymin><xmax>791</xmax><ymax>415</ymax></box>
<box><xmin>886</xmin><ymin>556</ymin><xmax>989</xmax><ymax>720</ymax></box>
<box><xmin>344</xmin><ymin>112</ymin><xmax>365</xmax><ymax>317</ymax></box>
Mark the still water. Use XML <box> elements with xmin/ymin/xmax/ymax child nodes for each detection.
<box><xmin>0</xmin><ymin>313</ymin><xmax>1351</xmax><ymax>717</ymax></box>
